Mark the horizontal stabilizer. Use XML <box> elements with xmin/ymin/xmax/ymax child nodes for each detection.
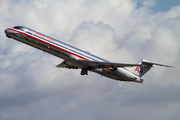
<box><xmin>142</xmin><ymin>61</ymin><xmax>173</xmax><ymax>68</ymax></box>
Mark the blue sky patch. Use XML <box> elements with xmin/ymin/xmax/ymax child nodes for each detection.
<box><xmin>137</xmin><ymin>0</ymin><xmax>180</xmax><ymax>12</ymax></box>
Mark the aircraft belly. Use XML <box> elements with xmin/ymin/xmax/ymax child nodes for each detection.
<box><xmin>90</xmin><ymin>68</ymin><xmax>139</xmax><ymax>82</ymax></box>
<box><xmin>7</xmin><ymin>33</ymin><xmax>70</xmax><ymax>60</ymax></box>
<box><xmin>90</xmin><ymin>69</ymin><xmax>121</xmax><ymax>80</ymax></box>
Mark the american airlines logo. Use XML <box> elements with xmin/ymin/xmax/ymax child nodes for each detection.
<box><xmin>36</xmin><ymin>32</ymin><xmax>55</xmax><ymax>42</ymax></box>
<box><xmin>135</xmin><ymin>66</ymin><xmax>143</xmax><ymax>74</ymax></box>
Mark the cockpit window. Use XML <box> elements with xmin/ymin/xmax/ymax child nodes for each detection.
<box><xmin>13</xmin><ymin>26</ymin><xmax>36</xmax><ymax>33</ymax></box>
<box><xmin>13</xmin><ymin>26</ymin><xmax>22</xmax><ymax>30</ymax></box>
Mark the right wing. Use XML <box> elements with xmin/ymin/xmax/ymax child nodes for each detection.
<box><xmin>56</xmin><ymin>60</ymin><xmax>142</xmax><ymax>69</ymax></box>
<box><xmin>76</xmin><ymin>60</ymin><xmax>142</xmax><ymax>68</ymax></box>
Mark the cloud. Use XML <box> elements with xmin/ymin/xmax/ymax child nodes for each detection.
<box><xmin>142</xmin><ymin>0</ymin><xmax>157</xmax><ymax>7</ymax></box>
<box><xmin>69</xmin><ymin>20</ymin><xmax>117</xmax><ymax>58</ymax></box>
<box><xmin>0</xmin><ymin>0</ymin><xmax>180</xmax><ymax>120</ymax></box>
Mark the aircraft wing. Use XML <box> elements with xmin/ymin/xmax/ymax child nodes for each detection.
<box><xmin>56</xmin><ymin>60</ymin><xmax>173</xmax><ymax>69</ymax></box>
<box><xmin>56</xmin><ymin>60</ymin><xmax>78</xmax><ymax>69</ymax></box>
<box><xmin>77</xmin><ymin>60</ymin><xmax>142</xmax><ymax>68</ymax></box>
<box><xmin>56</xmin><ymin>60</ymin><xmax>142</xmax><ymax>69</ymax></box>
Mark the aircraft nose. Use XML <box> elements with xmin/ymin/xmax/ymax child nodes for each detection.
<box><xmin>5</xmin><ymin>28</ymin><xmax>12</xmax><ymax>38</ymax></box>
<box><xmin>4</xmin><ymin>29</ymin><xmax>9</xmax><ymax>35</ymax></box>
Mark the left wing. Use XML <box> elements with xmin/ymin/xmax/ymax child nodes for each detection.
<box><xmin>56</xmin><ymin>60</ymin><xmax>78</xmax><ymax>69</ymax></box>
<box><xmin>56</xmin><ymin>60</ymin><xmax>141</xmax><ymax>69</ymax></box>
<box><xmin>77</xmin><ymin>60</ymin><xmax>142</xmax><ymax>68</ymax></box>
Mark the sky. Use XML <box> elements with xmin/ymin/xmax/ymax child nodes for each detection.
<box><xmin>0</xmin><ymin>0</ymin><xmax>180</xmax><ymax>120</ymax></box>
<box><xmin>137</xmin><ymin>0</ymin><xmax>180</xmax><ymax>12</ymax></box>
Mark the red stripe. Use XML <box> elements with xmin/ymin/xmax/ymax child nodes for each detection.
<box><xmin>8</xmin><ymin>28</ymin><xmax>89</xmax><ymax>60</ymax></box>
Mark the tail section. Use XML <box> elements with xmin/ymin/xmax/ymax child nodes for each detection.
<box><xmin>126</xmin><ymin>59</ymin><xmax>172</xmax><ymax>78</ymax></box>
<box><xmin>127</xmin><ymin>59</ymin><xmax>152</xmax><ymax>77</ymax></box>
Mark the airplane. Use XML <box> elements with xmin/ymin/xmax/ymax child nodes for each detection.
<box><xmin>4</xmin><ymin>26</ymin><xmax>172</xmax><ymax>83</ymax></box>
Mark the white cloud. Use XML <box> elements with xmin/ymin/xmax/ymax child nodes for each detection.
<box><xmin>142</xmin><ymin>0</ymin><xmax>157</xmax><ymax>7</ymax></box>
<box><xmin>0</xmin><ymin>0</ymin><xmax>180</xmax><ymax>120</ymax></box>
<box><xmin>70</xmin><ymin>20</ymin><xmax>117</xmax><ymax>58</ymax></box>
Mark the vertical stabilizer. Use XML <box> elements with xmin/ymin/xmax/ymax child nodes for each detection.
<box><xmin>126</xmin><ymin>59</ymin><xmax>152</xmax><ymax>77</ymax></box>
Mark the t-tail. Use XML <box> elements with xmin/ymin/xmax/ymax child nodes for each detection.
<box><xmin>127</xmin><ymin>59</ymin><xmax>172</xmax><ymax>78</ymax></box>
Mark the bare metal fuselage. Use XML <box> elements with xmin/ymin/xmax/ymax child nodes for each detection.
<box><xmin>5</xmin><ymin>26</ymin><xmax>143</xmax><ymax>83</ymax></box>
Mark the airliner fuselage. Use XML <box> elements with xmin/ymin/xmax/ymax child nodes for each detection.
<box><xmin>5</xmin><ymin>26</ymin><xmax>171</xmax><ymax>83</ymax></box>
